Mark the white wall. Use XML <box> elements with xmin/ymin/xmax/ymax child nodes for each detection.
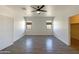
<box><xmin>26</xmin><ymin>17</ymin><xmax>54</xmax><ymax>35</ymax></box>
<box><xmin>14</xmin><ymin>15</ymin><xmax>25</xmax><ymax>41</ymax></box>
<box><xmin>53</xmin><ymin>5</ymin><xmax>79</xmax><ymax>45</ymax></box>
<box><xmin>0</xmin><ymin>6</ymin><xmax>26</xmax><ymax>50</ymax></box>
<box><xmin>8</xmin><ymin>5</ymin><xmax>26</xmax><ymax>42</ymax></box>
<box><xmin>0</xmin><ymin>15</ymin><xmax>13</xmax><ymax>50</ymax></box>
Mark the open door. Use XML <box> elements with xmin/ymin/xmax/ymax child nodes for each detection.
<box><xmin>70</xmin><ymin>15</ymin><xmax>79</xmax><ymax>49</ymax></box>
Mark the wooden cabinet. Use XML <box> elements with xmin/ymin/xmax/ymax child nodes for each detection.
<box><xmin>70</xmin><ymin>15</ymin><xmax>79</xmax><ymax>24</ymax></box>
<box><xmin>70</xmin><ymin>15</ymin><xmax>79</xmax><ymax>47</ymax></box>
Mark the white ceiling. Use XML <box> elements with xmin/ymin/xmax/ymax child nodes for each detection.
<box><xmin>7</xmin><ymin>5</ymin><xmax>55</xmax><ymax>17</ymax></box>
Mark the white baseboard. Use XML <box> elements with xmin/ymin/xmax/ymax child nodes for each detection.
<box><xmin>0</xmin><ymin>32</ymin><xmax>25</xmax><ymax>50</ymax></box>
<box><xmin>13</xmin><ymin>32</ymin><xmax>25</xmax><ymax>42</ymax></box>
<box><xmin>54</xmin><ymin>32</ymin><xmax>70</xmax><ymax>46</ymax></box>
<box><xmin>0</xmin><ymin>42</ymin><xmax>14</xmax><ymax>50</ymax></box>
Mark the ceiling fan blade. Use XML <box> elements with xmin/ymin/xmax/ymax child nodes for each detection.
<box><xmin>32</xmin><ymin>10</ymin><xmax>37</xmax><ymax>12</ymax></box>
<box><xmin>31</xmin><ymin>6</ymin><xmax>37</xmax><ymax>9</ymax></box>
<box><xmin>40</xmin><ymin>10</ymin><xmax>47</xmax><ymax>12</ymax></box>
<box><xmin>39</xmin><ymin>5</ymin><xmax>45</xmax><ymax>9</ymax></box>
<box><xmin>37</xmin><ymin>6</ymin><xmax>40</xmax><ymax>8</ymax></box>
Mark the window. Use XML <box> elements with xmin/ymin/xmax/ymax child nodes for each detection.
<box><xmin>46</xmin><ymin>20</ymin><xmax>52</xmax><ymax>29</ymax></box>
<box><xmin>26</xmin><ymin>21</ymin><xmax>32</xmax><ymax>30</ymax></box>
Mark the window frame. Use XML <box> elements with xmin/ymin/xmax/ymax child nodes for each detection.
<box><xmin>26</xmin><ymin>21</ymin><xmax>32</xmax><ymax>30</ymax></box>
<box><xmin>46</xmin><ymin>20</ymin><xmax>52</xmax><ymax>30</ymax></box>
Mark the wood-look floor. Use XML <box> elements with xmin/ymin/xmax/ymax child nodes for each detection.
<box><xmin>2</xmin><ymin>35</ymin><xmax>79</xmax><ymax>54</ymax></box>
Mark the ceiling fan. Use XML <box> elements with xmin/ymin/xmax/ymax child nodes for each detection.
<box><xmin>31</xmin><ymin>5</ymin><xmax>47</xmax><ymax>14</ymax></box>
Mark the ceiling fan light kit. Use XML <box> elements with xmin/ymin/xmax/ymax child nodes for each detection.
<box><xmin>36</xmin><ymin>11</ymin><xmax>41</xmax><ymax>14</ymax></box>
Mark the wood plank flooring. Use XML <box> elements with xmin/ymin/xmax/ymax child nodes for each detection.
<box><xmin>1</xmin><ymin>35</ymin><xmax>79</xmax><ymax>54</ymax></box>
